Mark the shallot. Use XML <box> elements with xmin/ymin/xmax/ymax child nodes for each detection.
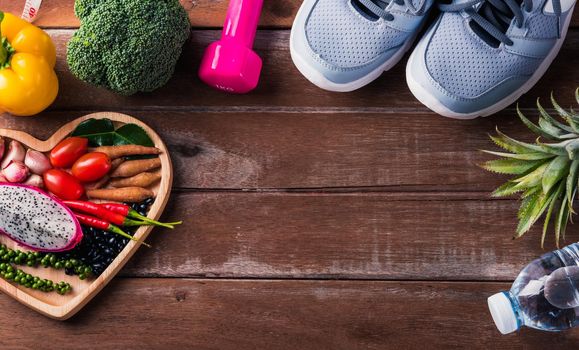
<box><xmin>1</xmin><ymin>140</ymin><xmax>26</xmax><ymax>169</ymax></box>
<box><xmin>2</xmin><ymin>161</ymin><xmax>29</xmax><ymax>183</ymax></box>
<box><xmin>25</xmin><ymin>149</ymin><xmax>52</xmax><ymax>175</ymax></box>
<box><xmin>23</xmin><ymin>174</ymin><xmax>44</xmax><ymax>188</ymax></box>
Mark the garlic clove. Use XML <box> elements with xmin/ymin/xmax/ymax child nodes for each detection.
<box><xmin>22</xmin><ymin>174</ymin><xmax>44</xmax><ymax>188</ymax></box>
<box><xmin>1</xmin><ymin>140</ymin><xmax>26</xmax><ymax>170</ymax></box>
<box><xmin>25</xmin><ymin>149</ymin><xmax>52</xmax><ymax>175</ymax></box>
<box><xmin>2</xmin><ymin>161</ymin><xmax>30</xmax><ymax>183</ymax></box>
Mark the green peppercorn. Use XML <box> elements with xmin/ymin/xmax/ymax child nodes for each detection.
<box><xmin>0</xmin><ymin>264</ymin><xmax>72</xmax><ymax>294</ymax></box>
<box><xmin>0</xmin><ymin>246</ymin><xmax>86</xmax><ymax>292</ymax></box>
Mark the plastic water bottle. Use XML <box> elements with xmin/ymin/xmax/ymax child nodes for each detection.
<box><xmin>488</xmin><ymin>243</ymin><xmax>579</xmax><ymax>334</ymax></box>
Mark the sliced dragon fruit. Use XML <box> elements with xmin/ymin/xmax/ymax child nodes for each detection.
<box><xmin>0</xmin><ymin>183</ymin><xmax>83</xmax><ymax>252</ymax></box>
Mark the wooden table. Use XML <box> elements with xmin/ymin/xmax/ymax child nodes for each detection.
<box><xmin>1</xmin><ymin>1</ymin><xmax>578</xmax><ymax>348</ymax></box>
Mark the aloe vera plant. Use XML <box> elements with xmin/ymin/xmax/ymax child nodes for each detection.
<box><xmin>482</xmin><ymin>89</ymin><xmax>579</xmax><ymax>247</ymax></box>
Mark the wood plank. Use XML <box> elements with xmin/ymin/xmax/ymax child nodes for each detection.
<box><xmin>0</xmin><ymin>279</ymin><xmax>577</xmax><ymax>349</ymax></box>
<box><xmin>40</xmin><ymin>29</ymin><xmax>579</xmax><ymax>111</ymax></box>
<box><xmin>2</xmin><ymin>0</ymin><xmax>578</xmax><ymax>28</ymax></box>
<box><xmin>0</xmin><ymin>110</ymin><xmax>570</xmax><ymax>191</ymax></box>
<box><xmin>104</xmin><ymin>192</ymin><xmax>576</xmax><ymax>279</ymax></box>
<box><xmin>0</xmin><ymin>0</ymin><xmax>300</xmax><ymax>28</ymax></box>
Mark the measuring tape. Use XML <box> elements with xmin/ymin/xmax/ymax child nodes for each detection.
<box><xmin>21</xmin><ymin>0</ymin><xmax>43</xmax><ymax>22</ymax></box>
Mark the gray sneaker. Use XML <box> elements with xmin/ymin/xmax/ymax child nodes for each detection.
<box><xmin>290</xmin><ymin>0</ymin><xmax>434</xmax><ymax>92</ymax></box>
<box><xmin>407</xmin><ymin>0</ymin><xmax>576</xmax><ymax>118</ymax></box>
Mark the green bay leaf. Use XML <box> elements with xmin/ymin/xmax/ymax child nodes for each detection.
<box><xmin>115</xmin><ymin>124</ymin><xmax>154</xmax><ymax>147</ymax></box>
<box><xmin>71</xmin><ymin>118</ymin><xmax>116</xmax><ymax>146</ymax></box>
<box><xmin>70</xmin><ymin>118</ymin><xmax>154</xmax><ymax>147</ymax></box>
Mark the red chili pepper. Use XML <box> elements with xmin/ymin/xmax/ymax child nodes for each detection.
<box><xmin>64</xmin><ymin>200</ymin><xmax>163</xmax><ymax>228</ymax></box>
<box><xmin>64</xmin><ymin>200</ymin><xmax>108</xmax><ymax>220</ymax></box>
<box><xmin>74</xmin><ymin>213</ymin><xmax>150</xmax><ymax>247</ymax></box>
<box><xmin>101</xmin><ymin>203</ymin><xmax>182</xmax><ymax>229</ymax></box>
<box><xmin>75</xmin><ymin>212</ymin><xmax>109</xmax><ymax>230</ymax></box>
<box><xmin>99</xmin><ymin>203</ymin><xmax>139</xmax><ymax>226</ymax></box>
<box><xmin>95</xmin><ymin>208</ymin><xmax>127</xmax><ymax>226</ymax></box>
<box><xmin>64</xmin><ymin>200</ymin><xmax>181</xmax><ymax>229</ymax></box>
<box><xmin>101</xmin><ymin>203</ymin><xmax>130</xmax><ymax>216</ymax></box>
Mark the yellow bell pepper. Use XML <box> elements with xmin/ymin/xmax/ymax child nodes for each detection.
<box><xmin>0</xmin><ymin>11</ymin><xmax>58</xmax><ymax>116</ymax></box>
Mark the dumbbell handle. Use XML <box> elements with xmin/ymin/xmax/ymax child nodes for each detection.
<box><xmin>222</xmin><ymin>0</ymin><xmax>264</xmax><ymax>48</ymax></box>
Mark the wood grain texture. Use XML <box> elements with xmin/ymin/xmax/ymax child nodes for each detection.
<box><xmin>0</xmin><ymin>110</ymin><xmax>570</xmax><ymax>191</ymax></box>
<box><xmin>1</xmin><ymin>0</ymin><xmax>577</xmax><ymax>28</ymax></box>
<box><xmin>0</xmin><ymin>0</ymin><xmax>300</xmax><ymax>28</ymax></box>
<box><xmin>0</xmin><ymin>279</ymin><xmax>577</xmax><ymax>349</ymax></box>
<box><xmin>4</xmin><ymin>113</ymin><xmax>565</xmax><ymax>281</ymax></box>
<box><xmin>41</xmin><ymin>30</ymin><xmax>579</xmax><ymax>111</ymax></box>
<box><xmin>96</xmin><ymin>192</ymin><xmax>575</xmax><ymax>280</ymax></box>
<box><xmin>0</xmin><ymin>2</ymin><xmax>577</xmax><ymax>344</ymax></box>
<box><xmin>0</xmin><ymin>113</ymin><xmax>173</xmax><ymax>320</ymax></box>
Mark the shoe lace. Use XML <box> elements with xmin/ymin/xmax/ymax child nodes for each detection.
<box><xmin>357</xmin><ymin>0</ymin><xmax>426</xmax><ymax>20</ymax></box>
<box><xmin>439</xmin><ymin>0</ymin><xmax>562</xmax><ymax>46</ymax></box>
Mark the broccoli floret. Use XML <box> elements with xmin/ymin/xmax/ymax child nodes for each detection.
<box><xmin>67</xmin><ymin>0</ymin><xmax>190</xmax><ymax>95</ymax></box>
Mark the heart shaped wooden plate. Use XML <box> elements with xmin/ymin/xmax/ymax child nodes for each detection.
<box><xmin>0</xmin><ymin>112</ymin><xmax>173</xmax><ymax>320</ymax></box>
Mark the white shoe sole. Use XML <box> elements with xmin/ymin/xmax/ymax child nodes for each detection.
<box><xmin>406</xmin><ymin>6</ymin><xmax>574</xmax><ymax>119</ymax></box>
<box><xmin>290</xmin><ymin>4</ymin><xmax>424</xmax><ymax>92</ymax></box>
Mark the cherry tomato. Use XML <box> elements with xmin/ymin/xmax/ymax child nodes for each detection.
<box><xmin>43</xmin><ymin>169</ymin><xmax>85</xmax><ymax>200</ymax></box>
<box><xmin>72</xmin><ymin>152</ymin><xmax>111</xmax><ymax>182</ymax></box>
<box><xmin>49</xmin><ymin>137</ymin><xmax>88</xmax><ymax>168</ymax></box>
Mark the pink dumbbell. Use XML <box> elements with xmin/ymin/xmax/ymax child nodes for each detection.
<box><xmin>198</xmin><ymin>0</ymin><xmax>264</xmax><ymax>94</ymax></box>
